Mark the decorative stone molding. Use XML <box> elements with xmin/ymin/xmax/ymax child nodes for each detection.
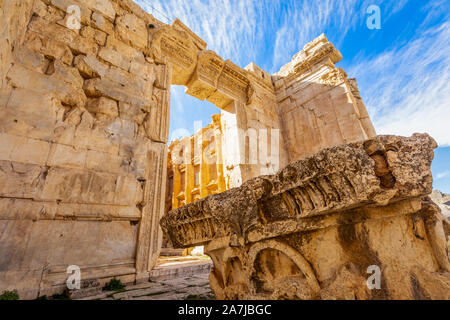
<box><xmin>172</xmin><ymin>18</ymin><xmax>207</xmax><ymax>50</ymax></box>
<box><xmin>185</xmin><ymin>50</ymin><xmax>225</xmax><ymax>101</ymax></box>
<box><xmin>275</xmin><ymin>34</ymin><xmax>343</xmax><ymax>79</ymax></box>
<box><xmin>318</xmin><ymin>67</ymin><xmax>347</xmax><ymax>87</ymax></box>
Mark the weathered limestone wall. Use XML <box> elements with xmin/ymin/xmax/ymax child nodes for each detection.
<box><xmin>162</xmin><ymin>134</ymin><xmax>450</xmax><ymax>300</ymax></box>
<box><xmin>0</xmin><ymin>0</ymin><xmax>34</xmax><ymax>91</ymax></box>
<box><xmin>0</xmin><ymin>0</ymin><xmax>170</xmax><ymax>298</ymax></box>
<box><xmin>273</xmin><ymin>34</ymin><xmax>376</xmax><ymax>163</ymax></box>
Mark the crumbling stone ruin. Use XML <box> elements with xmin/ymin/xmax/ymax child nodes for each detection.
<box><xmin>162</xmin><ymin>134</ymin><xmax>450</xmax><ymax>299</ymax></box>
<box><xmin>0</xmin><ymin>0</ymin><xmax>447</xmax><ymax>299</ymax></box>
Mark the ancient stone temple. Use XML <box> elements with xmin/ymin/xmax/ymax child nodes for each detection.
<box><xmin>167</xmin><ymin>114</ymin><xmax>227</xmax><ymax>209</ymax></box>
<box><xmin>162</xmin><ymin>114</ymin><xmax>226</xmax><ymax>255</ymax></box>
<box><xmin>0</xmin><ymin>0</ymin><xmax>447</xmax><ymax>299</ymax></box>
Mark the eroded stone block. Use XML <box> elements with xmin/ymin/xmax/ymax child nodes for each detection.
<box><xmin>86</xmin><ymin>97</ymin><xmax>119</xmax><ymax>117</ymax></box>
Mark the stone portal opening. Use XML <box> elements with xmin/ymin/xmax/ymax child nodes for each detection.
<box><xmin>159</xmin><ymin>84</ymin><xmax>225</xmax><ymax>263</ymax></box>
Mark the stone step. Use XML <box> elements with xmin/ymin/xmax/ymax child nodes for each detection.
<box><xmin>150</xmin><ymin>260</ymin><xmax>213</xmax><ymax>280</ymax></box>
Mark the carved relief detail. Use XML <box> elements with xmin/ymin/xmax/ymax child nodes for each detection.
<box><xmin>318</xmin><ymin>67</ymin><xmax>348</xmax><ymax>87</ymax></box>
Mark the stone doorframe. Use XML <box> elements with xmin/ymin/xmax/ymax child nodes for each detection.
<box><xmin>136</xmin><ymin>18</ymin><xmax>285</xmax><ymax>280</ymax></box>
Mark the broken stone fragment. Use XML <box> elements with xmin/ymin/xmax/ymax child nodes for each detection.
<box><xmin>161</xmin><ymin>134</ymin><xmax>450</xmax><ymax>300</ymax></box>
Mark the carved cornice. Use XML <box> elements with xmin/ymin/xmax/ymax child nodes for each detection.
<box><xmin>172</xmin><ymin>18</ymin><xmax>207</xmax><ymax>50</ymax></box>
<box><xmin>161</xmin><ymin>134</ymin><xmax>437</xmax><ymax>248</ymax></box>
<box><xmin>150</xmin><ymin>24</ymin><xmax>266</xmax><ymax>107</ymax></box>
<box><xmin>275</xmin><ymin>34</ymin><xmax>343</xmax><ymax>82</ymax></box>
<box><xmin>283</xmin><ymin>44</ymin><xmax>341</xmax><ymax>81</ymax></box>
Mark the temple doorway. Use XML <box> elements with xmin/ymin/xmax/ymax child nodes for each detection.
<box><xmin>158</xmin><ymin>85</ymin><xmax>226</xmax><ymax>264</ymax></box>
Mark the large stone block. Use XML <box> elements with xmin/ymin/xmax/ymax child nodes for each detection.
<box><xmin>13</xmin><ymin>46</ymin><xmax>49</xmax><ymax>73</ymax></box>
<box><xmin>83</xmin><ymin>78</ymin><xmax>152</xmax><ymax>110</ymax></box>
<box><xmin>85</xmin><ymin>149</ymin><xmax>124</xmax><ymax>174</ymax></box>
<box><xmin>135</xmin><ymin>141</ymin><xmax>168</xmax><ymax>279</ymax></box>
<box><xmin>0</xmin><ymin>0</ymin><xmax>35</xmax><ymax>89</ymax></box>
<box><xmin>50</xmin><ymin>0</ymin><xmax>92</xmax><ymax>25</ymax></box>
<box><xmin>41</xmin><ymin>167</ymin><xmax>117</xmax><ymax>204</ymax></box>
<box><xmin>91</xmin><ymin>12</ymin><xmax>114</xmax><ymax>34</ymax></box>
<box><xmin>0</xmin><ymin>160</ymin><xmax>46</xmax><ymax>199</ymax></box>
<box><xmin>40</xmin><ymin>166</ymin><xmax>143</xmax><ymax>206</ymax></box>
<box><xmin>68</xmin><ymin>118</ymin><xmax>121</xmax><ymax>155</ymax></box>
<box><xmin>0</xmin><ymin>269</ymin><xmax>42</xmax><ymax>300</ymax></box>
<box><xmin>98</xmin><ymin>47</ymin><xmax>131</xmax><ymax>71</ymax></box>
<box><xmin>0</xmin><ymin>219</ymin><xmax>137</xmax><ymax>298</ymax></box>
<box><xmin>104</xmin><ymin>66</ymin><xmax>153</xmax><ymax>97</ymax></box>
<box><xmin>85</xmin><ymin>0</ymin><xmax>116</xmax><ymax>21</ymax></box>
<box><xmin>105</xmin><ymin>36</ymin><xmax>146</xmax><ymax>63</ymax></box>
<box><xmin>28</xmin><ymin>16</ymin><xmax>98</xmax><ymax>56</ymax></box>
<box><xmin>1</xmin><ymin>86</ymin><xmax>62</xmax><ymax>132</ymax></box>
<box><xmin>49</xmin><ymin>59</ymin><xmax>84</xmax><ymax>88</ymax></box>
<box><xmin>86</xmin><ymin>97</ymin><xmax>118</xmax><ymax>117</ymax></box>
<box><xmin>7</xmin><ymin>63</ymin><xmax>86</xmax><ymax>108</ymax></box>
<box><xmin>0</xmin><ymin>3</ymin><xmax>388</xmax><ymax>301</ymax></box>
<box><xmin>0</xmin><ymin>133</ymin><xmax>50</xmax><ymax>166</ymax></box>
<box><xmin>80</xmin><ymin>25</ymin><xmax>107</xmax><ymax>46</ymax></box>
<box><xmin>74</xmin><ymin>54</ymin><xmax>108</xmax><ymax>78</ymax></box>
<box><xmin>47</xmin><ymin>143</ymin><xmax>87</xmax><ymax>169</ymax></box>
<box><xmin>24</xmin><ymin>30</ymin><xmax>74</xmax><ymax>65</ymax></box>
<box><xmin>55</xmin><ymin>202</ymin><xmax>140</xmax><ymax>220</ymax></box>
<box><xmin>0</xmin><ymin>198</ymin><xmax>57</xmax><ymax>221</ymax></box>
<box><xmin>115</xmin><ymin>13</ymin><xmax>148</xmax><ymax>52</ymax></box>
<box><xmin>143</xmin><ymin>87</ymin><xmax>169</xmax><ymax>143</ymax></box>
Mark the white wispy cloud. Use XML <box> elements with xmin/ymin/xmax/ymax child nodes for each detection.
<box><xmin>272</xmin><ymin>0</ymin><xmax>362</xmax><ymax>72</ymax></box>
<box><xmin>348</xmin><ymin>19</ymin><xmax>450</xmax><ymax>146</ymax></box>
<box><xmin>135</xmin><ymin>0</ymin><xmax>448</xmax><ymax>146</ymax></box>
<box><xmin>436</xmin><ymin>171</ymin><xmax>450</xmax><ymax>180</ymax></box>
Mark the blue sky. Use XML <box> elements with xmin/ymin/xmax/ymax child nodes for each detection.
<box><xmin>136</xmin><ymin>0</ymin><xmax>450</xmax><ymax>193</ymax></box>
